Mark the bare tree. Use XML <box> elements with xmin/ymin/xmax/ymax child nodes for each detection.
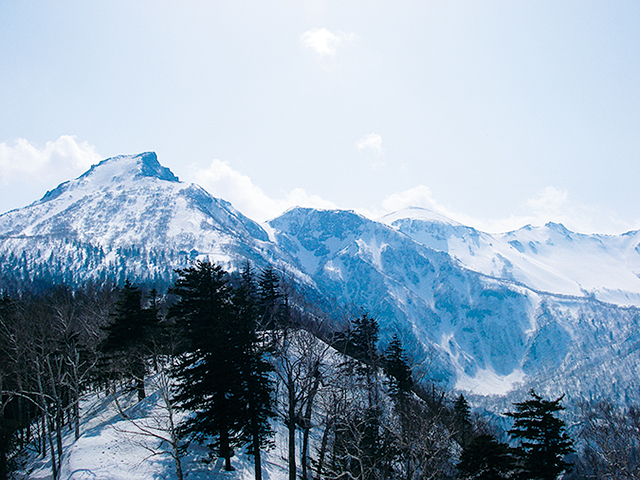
<box><xmin>575</xmin><ymin>400</ymin><xmax>640</xmax><ymax>479</ymax></box>
<box><xmin>110</xmin><ymin>366</ymin><xmax>184</xmax><ymax>480</ymax></box>
<box><xmin>272</xmin><ymin>327</ymin><xmax>335</xmax><ymax>480</ymax></box>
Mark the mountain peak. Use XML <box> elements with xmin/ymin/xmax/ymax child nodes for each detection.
<box><xmin>38</xmin><ymin>152</ymin><xmax>179</xmax><ymax>204</ymax></box>
<box><xmin>81</xmin><ymin>152</ymin><xmax>179</xmax><ymax>183</ymax></box>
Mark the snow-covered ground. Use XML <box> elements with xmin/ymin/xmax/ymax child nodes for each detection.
<box><xmin>17</xmin><ymin>377</ymin><xmax>291</xmax><ymax>480</ymax></box>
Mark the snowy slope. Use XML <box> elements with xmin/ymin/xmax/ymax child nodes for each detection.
<box><xmin>270</xmin><ymin>207</ymin><xmax>640</xmax><ymax>403</ymax></box>
<box><xmin>0</xmin><ymin>153</ymin><xmax>299</xmax><ymax>287</ymax></box>
<box><xmin>2</xmin><ymin>154</ymin><xmax>640</xmax><ymax>403</ymax></box>
<box><xmin>380</xmin><ymin>207</ymin><xmax>640</xmax><ymax>306</ymax></box>
<box><xmin>19</xmin><ymin>377</ymin><xmax>291</xmax><ymax>480</ymax></box>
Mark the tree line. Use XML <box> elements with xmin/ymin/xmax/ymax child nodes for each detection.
<box><xmin>0</xmin><ymin>260</ymin><xmax>638</xmax><ymax>479</ymax></box>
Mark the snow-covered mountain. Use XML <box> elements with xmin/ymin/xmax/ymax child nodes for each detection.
<box><xmin>2</xmin><ymin>153</ymin><xmax>639</xmax><ymax>404</ymax></box>
<box><xmin>0</xmin><ymin>152</ymin><xmax>299</xmax><ymax>288</ymax></box>
<box><xmin>380</xmin><ymin>207</ymin><xmax>640</xmax><ymax>306</ymax></box>
<box><xmin>267</xmin><ymin>207</ymin><xmax>640</xmax><ymax>403</ymax></box>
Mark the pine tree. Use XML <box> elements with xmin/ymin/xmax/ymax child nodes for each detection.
<box><xmin>0</xmin><ymin>295</ymin><xmax>21</xmax><ymax>480</ymax></box>
<box><xmin>453</xmin><ymin>394</ymin><xmax>473</xmax><ymax>449</ymax></box>
<box><xmin>169</xmin><ymin>261</ymin><xmax>244</xmax><ymax>471</ymax></box>
<box><xmin>257</xmin><ymin>265</ymin><xmax>285</xmax><ymax>328</ymax></box>
<box><xmin>383</xmin><ymin>334</ymin><xmax>413</xmax><ymax>397</ymax></box>
<box><xmin>349</xmin><ymin>313</ymin><xmax>381</xmax><ymax>409</ymax></box>
<box><xmin>457</xmin><ymin>434</ymin><xmax>516</xmax><ymax>480</ymax></box>
<box><xmin>505</xmin><ymin>389</ymin><xmax>574</xmax><ymax>480</ymax></box>
<box><xmin>232</xmin><ymin>263</ymin><xmax>275</xmax><ymax>480</ymax></box>
<box><xmin>100</xmin><ymin>280</ymin><xmax>158</xmax><ymax>401</ymax></box>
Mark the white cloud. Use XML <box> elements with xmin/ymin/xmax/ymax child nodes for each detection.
<box><xmin>0</xmin><ymin>136</ymin><xmax>102</xmax><ymax>212</ymax></box>
<box><xmin>356</xmin><ymin>133</ymin><xmax>384</xmax><ymax>156</ymax></box>
<box><xmin>525</xmin><ymin>186</ymin><xmax>569</xmax><ymax>216</ymax></box>
<box><xmin>0</xmin><ymin>135</ymin><xmax>101</xmax><ymax>184</ymax></box>
<box><xmin>381</xmin><ymin>185</ymin><xmax>440</xmax><ymax>212</ymax></box>
<box><xmin>300</xmin><ymin>28</ymin><xmax>355</xmax><ymax>56</ymax></box>
<box><xmin>190</xmin><ymin>159</ymin><xmax>337</xmax><ymax>222</ymax></box>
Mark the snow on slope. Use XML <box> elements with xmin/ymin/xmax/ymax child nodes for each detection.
<box><xmin>3</xmin><ymin>155</ymin><xmax>640</xmax><ymax>402</ymax></box>
<box><xmin>0</xmin><ymin>152</ymin><xmax>303</xmax><ymax>286</ymax></box>
<box><xmin>272</xmin><ymin>207</ymin><xmax>640</xmax><ymax>403</ymax></box>
<box><xmin>381</xmin><ymin>207</ymin><xmax>640</xmax><ymax>306</ymax></box>
<box><xmin>20</xmin><ymin>376</ymin><xmax>290</xmax><ymax>480</ymax></box>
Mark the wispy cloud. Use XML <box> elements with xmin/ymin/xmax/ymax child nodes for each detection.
<box><xmin>190</xmin><ymin>159</ymin><xmax>337</xmax><ymax>222</ymax></box>
<box><xmin>0</xmin><ymin>136</ymin><xmax>102</xmax><ymax>211</ymax></box>
<box><xmin>525</xmin><ymin>186</ymin><xmax>569</xmax><ymax>217</ymax></box>
<box><xmin>300</xmin><ymin>28</ymin><xmax>355</xmax><ymax>56</ymax></box>
<box><xmin>356</xmin><ymin>133</ymin><xmax>384</xmax><ymax>156</ymax></box>
<box><xmin>0</xmin><ymin>136</ymin><xmax>101</xmax><ymax>185</ymax></box>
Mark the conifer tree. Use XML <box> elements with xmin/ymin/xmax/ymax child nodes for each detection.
<box><xmin>349</xmin><ymin>313</ymin><xmax>381</xmax><ymax>409</ymax></box>
<box><xmin>506</xmin><ymin>389</ymin><xmax>574</xmax><ymax>480</ymax></box>
<box><xmin>383</xmin><ymin>334</ymin><xmax>413</xmax><ymax>397</ymax></box>
<box><xmin>457</xmin><ymin>434</ymin><xmax>515</xmax><ymax>480</ymax></box>
<box><xmin>169</xmin><ymin>261</ymin><xmax>243</xmax><ymax>471</ymax></box>
<box><xmin>100</xmin><ymin>280</ymin><xmax>158</xmax><ymax>401</ymax></box>
<box><xmin>0</xmin><ymin>295</ymin><xmax>21</xmax><ymax>480</ymax></box>
<box><xmin>257</xmin><ymin>265</ymin><xmax>285</xmax><ymax>328</ymax></box>
<box><xmin>232</xmin><ymin>263</ymin><xmax>275</xmax><ymax>480</ymax></box>
<box><xmin>453</xmin><ymin>394</ymin><xmax>473</xmax><ymax>449</ymax></box>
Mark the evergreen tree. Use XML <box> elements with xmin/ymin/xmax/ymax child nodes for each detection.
<box><xmin>257</xmin><ymin>265</ymin><xmax>285</xmax><ymax>328</ymax></box>
<box><xmin>232</xmin><ymin>263</ymin><xmax>275</xmax><ymax>480</ymax></box>
<box><xmin>383</xmin><ymin>334</ymin><xmax>413</xmax><ymax>396</ymax></box>
<box><xmin>335</xmin><ymin>314</ymin><xmax>385</xmax><ymax>480</ymax></box>
<box><xmin>350</xmin><ymin>314</ymin><xmax>380</xmax><ymax>368</ymax></box>
<box><xmin>506</xmin><ymin>389</ymin><xmax>574</xmax><ymax>480</ymax></box>
<box><xmin>169</xmin><ymin>261</ymin><xmax>243</xmax><ymax>470</ymax></box>
<box><xmin>454</xmin><ymin>394</ymin><xmax>473</xmax><ymax>449</ymax></box>
<box><xmin>349</xmin><ymin>313</ymin><xmax>380</xmax><ymax>409</ymax></box>
<box><xmin>0</xmin><ymin>296</ymin><xmax>21</xmax><ymax>480</ymax></box>
<box><xmin>100</xmin><ymin>280</ymin><xmax>158</xmax><ymax>401</ymax></box>
<box><xmin>457</xmin><ymin>434</ymin><xmax>516</xmax><ymax>480</ymax></box>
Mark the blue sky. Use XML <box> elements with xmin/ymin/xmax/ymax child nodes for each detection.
<box><xmin>1</xmin><ymin>1</ymin><xmax>639</xmax><ymax>233</ymax></box>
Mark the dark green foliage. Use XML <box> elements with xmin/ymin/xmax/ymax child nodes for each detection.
<box><xmin>257</xmin><ymin>265</ymin><xmax>286</xmax><ymax>328</ymax></box>
<box><xmin>383</xmin><ymin>334</ymin><xmax>413</xmax><ymax>396</ymax></box>
<box><xmin>170</xmin><ymin>261</ymin><xmax>275</xmax><ymax>475</ymax></box>
<box><xmin>506</xmin><ymin>389</ymin><xmax>574</xmax><ymax>480</ymax></box>
<box><xmin>454</xmin><ymin>394</ymin><xmax>473</xmax><ymax>449</ymax></box>
<box><xmin>100</xmin><ymin>280</ymin><xmax>159</xmax><ymax>400</ymax></box>
<box><xmin>169</xmin><ymin>261</ymin><xmax>241</xmax><ymax>470</ymax></box>
<box><xmin>346</xmin><ymin>313</ymin><xmax>382</xmax><ymax>412</ymax></box>
<box><xmin>233</xmin><ymin>263</ymin><xmax>275</xmax><ymax>480</ymax></box>
<box><xmin>457</xmin><ymin>434</ymin><xmax>516</xmax><ymax>480</ymax></box>
<box><xmin>0</xmin><ymin>296</ymin><xmax>20</xmax><ymax>480</ymax></box>
<box><xmin>350</xmin><ymin>313</ymin><xmax>380</xmax><ymax>367</ymax></box>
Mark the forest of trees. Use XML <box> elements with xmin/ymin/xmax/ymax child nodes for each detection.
<box><xmin>0</xmin><ymin>260</ymin><xmax>638</xmax><ymax>479</ymax></box>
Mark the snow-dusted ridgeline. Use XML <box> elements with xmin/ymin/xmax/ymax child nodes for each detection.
<box><xmin>1</xmin><ymin>153</ymin><xmax>640</xmax><ymax>404</ymax></box>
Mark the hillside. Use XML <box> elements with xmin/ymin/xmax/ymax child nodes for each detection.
<box><xmin>1</xmin><ymin>152</ymin><xmax>639</xmax><ymax>405</ymax></box>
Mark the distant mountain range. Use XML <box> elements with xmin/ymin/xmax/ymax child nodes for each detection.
<box><xmin>2</xmin><ymin>152</ymin><xmax>639</xmax><ymax>404</ymax></box>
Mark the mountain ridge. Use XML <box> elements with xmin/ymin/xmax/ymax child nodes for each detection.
<box><xmin>2</xmin><ymin>152</ymin><xmax>639</xmax><ymax>403</ymax></box>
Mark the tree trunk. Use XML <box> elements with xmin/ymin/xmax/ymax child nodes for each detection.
<box><xmin>301</xmin><ymin>366</ymin><xmax>321</xmax><ymax>480</ymax></box>
<box><xmin>220</xmin><ymin>427</ymin><xmax>234</xmax><ymax>471</ymax></box>
<box><xmin>288</xmin><ymin>380</ymin><xmax>297</xmax><ymax>480</ymax></box>
<box><xmin>46</xmin><ymin>416</ymin><xmax>59</xmax><ymax>480</ymax></box>
<box><xmin>74</xmin><ymin>399</ymin><xmax>80</xmax><ymax>440</ymax></box>
<box><xmin>253</xmin><ymin>427</ymin><xmax>262</xmax><ymax>480</ymax></box>
<box><xmin>0</xmin><ymin>448</ymin><xmax>7</xmax><ymax>480</ymax></box>
<box><xmin>136</xmin><ymin>377</ymin><xmax>146</xmax><ymax>401</ymax></box>
<box><xmin>316</xmin><ymin>415</ymin><xmax>334</xmax><ymax>480</ymax></box>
